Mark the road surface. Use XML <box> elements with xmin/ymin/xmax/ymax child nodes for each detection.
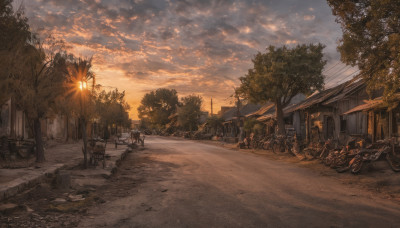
<box><xmin>79</xmin><ymin>136</ymin><xmax>400</xmax><ymax>227</ymax></box>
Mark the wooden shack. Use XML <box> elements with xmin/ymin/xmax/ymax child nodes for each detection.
<box><xmin>287</xmin><ymin>79</ymin><xmax>372</xmax><ymax>144</ymax></box>
<box><xmin>344</xmin><ymin>94</ymin><xmax>400</xmax><ymax>142</ymax></box>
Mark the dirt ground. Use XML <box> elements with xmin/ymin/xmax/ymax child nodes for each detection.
<box><xmin>204</xmin><ymin>139</ymin><xmax>400</xmax><ymax>203</ymax></box>
<box><xmin>0</xmin><ymin>148</ymin><xmax>147</xmax><ymax>228</ymax></box>
<box><xmin>2</xmin><ymin>136</ymin><xmax>400</xmax><ymax>227</ymax></box>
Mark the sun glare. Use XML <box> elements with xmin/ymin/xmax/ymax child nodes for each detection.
<box><xmin>79</xmin><ymin>81</ymin><xmax>87</xmax><ymax>90</ymax></box>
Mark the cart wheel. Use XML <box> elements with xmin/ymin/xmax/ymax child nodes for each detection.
<box><xmin>350</xmin><ymin>158</ymin><xmax>363</xmax><ymax>174</ymax></box>
<box><xmin>336</xmin><ymin>165</ymin><xmax>350</xmax><ymax>173</ymax></box>
<box><xmin>386</xmin><ymin>153</ymin><xmax>400</xmax><ymax>172</ymax></box>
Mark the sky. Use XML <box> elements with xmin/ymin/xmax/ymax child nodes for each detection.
<box><xmin>21</xmin><ymin>0</ymin><xmax>357</xmax><ymax>119</ymax></box>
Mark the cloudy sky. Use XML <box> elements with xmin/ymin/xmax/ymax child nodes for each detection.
<box><xmin>22</xmin><ymin>0</ymin><xmax>356</xmax><ymax>119</ymax></box>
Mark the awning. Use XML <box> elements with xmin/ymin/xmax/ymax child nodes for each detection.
<box><xmin>344</xmin><ymin>93</ymin><xmax>400</xmax><ymax>115</ymax></box>
<box><xmin>246</xmin><ymin>103</ymin><xmax>274</xmax><ymax>117</ymax></box>
<box><xmin>343</xmin><ymin>97</ymin><xmax>387</xmax><ymax>115</ymax></box>
<box><xmin>257</xmin><ymin>113</ymin><xmax>274</xmax><ymax>122</ymax></box>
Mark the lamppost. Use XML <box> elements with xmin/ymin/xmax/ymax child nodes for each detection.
<box><xmin>79</xmin><ymin>80</ymin><xmax>88</xmax><ymax>168</ymax></box>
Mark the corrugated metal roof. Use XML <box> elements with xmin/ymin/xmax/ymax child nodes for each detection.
<box><xmin>323</xmin><ymin>79</ymin><xmax>365</xmax><ymax>105</ymax></box>
<box><xmin>282</xmin><ymin>79</ymin><xmax>365</xmax><ymax>114</ymax></box>
<box><xmin>222</xmin><ymin>103</ymin><xmax>262</xmax><ymax>121</ymax></box>
<box><xmin>256</xmin><ymin>103</ymin><xmax>297</xmax><ymax>122</ymax></box>
<box><xmin>343</xmin><ymin>98</ymin><xmax>383</xmax><ymax>114</ymax></box>
<box><xmin>343</xmin><ymin>93</ymin><xmax>400</xmax><ymax>115</ymax></box>
<box><xmin>255</xmin><ymin>94</ymin><xmax>305</xmax><ymax>121</ymax></box>
<box><xmin>257</xmin><ymin>113</ymin><xmax>274</xmax><ymax>121</ymax></box>
<box><xmin>246</xmin><ymin>103</ymin><xmax>274</xmax><ymax>117</ymax></box>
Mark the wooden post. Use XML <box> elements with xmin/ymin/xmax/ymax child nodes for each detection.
<box><xmin>211</xmin><ymin>98</ymin><xmax>213</xmax><ymax>117</ymax></box>
<box><xmin>305</xmin><ymin>112</ymin><xmax>310</xmax><ymax>144</ymax></box>
<box><xmin>389</xmin><ymin>110</ymin><xmax>393</xmax><ymax>138</ymax></box>
<box><xmin>371</xmin><ymin>111</ymin><xmax>375</xmax><ymax>143</ymax></box>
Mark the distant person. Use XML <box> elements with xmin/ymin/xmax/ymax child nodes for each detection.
<box><xmin>131</xmin><ymin>129</ymin><xmax>140</xmax><ymax>144</ymax></box>
<box><xmin>104</xmin><ymin>127</ymin><xmax>110</xmax><ymax>144</ymax></box>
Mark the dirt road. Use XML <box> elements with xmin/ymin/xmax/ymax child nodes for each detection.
<box><xmin>77</xmin><ymin>136</ymin><xmax>400</xmax><ymax>227</ymax></box>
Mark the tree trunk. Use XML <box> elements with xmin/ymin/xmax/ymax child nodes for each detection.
<box><xmin>81</xmin><ymin>117</ymin><xmax>88</xmax><ymax>168</ymax></box>
<box><xmin>34</xmin><ymin>118</ymin><xmax>45</xmax><ymax>162</ymax></box>
<box><xmin>275</xmin><ymin>100</ymin><xmax>286</xmax><ymax>135</ymax></box>
<box><xmin>65</xmin><ymin>115</ymin><xmax>69</xmax><ymax>142</ymax></box>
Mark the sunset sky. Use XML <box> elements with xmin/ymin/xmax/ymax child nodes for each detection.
<box><xmin>22</xmin><ymin>0</ymin><xmax>356</xmax><ymax>119</ymax></box>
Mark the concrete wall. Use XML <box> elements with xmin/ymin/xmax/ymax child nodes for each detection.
<box><xmin>47</xmin><ymin>115</ymin><xmax>66</xmax><ymax>140</ymax></box>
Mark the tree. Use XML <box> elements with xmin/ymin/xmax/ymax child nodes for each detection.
<box><xmin>10</xmin><ymin>39</ymin><xmax>67</xmax><ymax>162</ymax></box>
<box><xmin>95</xmin><ymin>89</ymin><xmax>131</xmax><ymax>136</ymax></box>
<box><xmin>327</xmin><ymin>0</ymin><xmax>400</xmax><ymax>100</ymax></box>
<box><xmin>243</xmin><ymin>118</ymin><xmax>264</xmax><ymax>136</ymax></box>
<box><xmin>177</xmin><ymin>95</ymin><xmax>203</xmax><ymax>131</ymax></box>
<box><xmin>0</xmin><ymin>0</ymin><xmax>31</xmax><ymax>105</ymax></box>
<box><xmin>66</xmin><ymin>58</ymin><xmax>95</xmax><ymax>168</ymax></box>
<box><xmin>237</xmin><ymin>44</ymin><xmax>326</xmax><ymax>134</ymax></box>
<box><xmin>137</xmin><ymin>88</ymin><xmax>179</xmax><ymax>129</ymax></box>
<box><xmin>205</xmin><ymin>116</ymin><xmax>224</xmax><ymax>135</ymax></box>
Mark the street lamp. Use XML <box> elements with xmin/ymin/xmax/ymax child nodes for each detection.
<box><xmin>78</xmin><ymin>80</ymin><xmax>89</xmax><ymax>168</ymax></box>
<box><xmin>79</xmin><ymin>81</ymin><xmax>87</xmax><ymax>91</ymax></box>
<box><xmin>78</xmin><ymin>80</ymin><xmax>88</xmax><ymax>113</ymax></box>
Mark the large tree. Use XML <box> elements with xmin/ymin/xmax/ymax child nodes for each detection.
<box><xmin>177</xmin><ymin>95</ymin><xmax>203</xmax><ymax>131</ymax></box>
<box><xmin>137</xmin><ymin>88</ymin><xmax>179</xmax><ymax>129</ymax></box>
<box><xmin>11</xmin><ymin>40</ymin><xmax>68</xmax><ymax>162</ymax></box>
<box><xmin>327</xmin><ymin>0</ymin><xmax>400</xmax><ymax>99</ymax></box>
<box><xmin>237</xmin><ymin>44</ymin><xmax>326</xmax><ymax>134</ymax></box>
<box><xmin>95</xmin><ymin>89</ymin><xmax>131</xmax><ymax>136</ymax></box>
<box><xmin>0</xmin><ymin>0</ymin><xmax>31</xmax><ymax>105</ymax></box>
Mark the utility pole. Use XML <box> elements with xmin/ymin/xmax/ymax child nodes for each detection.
<box><xmin>211</xmin><ymin>98</ymin><xmax>213</xmax><ymax>117</ymax></box>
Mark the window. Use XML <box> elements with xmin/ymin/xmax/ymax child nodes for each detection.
<box><xmin>340</xmin><ymin>115</ymin><xmax>347</xmax><ymax>133</ymax></box>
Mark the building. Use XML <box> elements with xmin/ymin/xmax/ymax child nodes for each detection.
<box><xmin>344</xmin><ymin>93</ymin><xmax>400</xmax><ymax>142</ymax></box>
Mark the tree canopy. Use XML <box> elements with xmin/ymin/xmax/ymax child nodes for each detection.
<box><xmin>237</xmin><ymin>44</ymin><xmax>326</xmax><ymax>134</ymax></box>
<box><xmin>10</xmin><ymin>38</ymin><xmax>68</xmax><ymax>162</ymax></box>
<box><xmin>327</xmin><ymin>0</ymin><xmax>400</xmax><ymax>99</ymax></box>
<box><xmin>95</xmin><ymin>89</ymin><xmax>131</xmax><ymax>131</ymax></box>
<box><xmin>137</xmin><ymin>88</ymin><xmax>179</xmax><ymax>129</ymax></box>
<box><xmin>177</xmin><ymin>95</ymin><xmax>203</xmax><ymax>131</ymax></box>
<box><xmin>0</xmin><ymin>0</ymin><xmax>31</xmax><ymax>104</ymax></box>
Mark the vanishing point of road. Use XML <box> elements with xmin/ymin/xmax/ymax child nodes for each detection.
<box><xmin>79</xmin><ymin>136</ymin><xmax>400</xmax><ymax>227</ymax></box>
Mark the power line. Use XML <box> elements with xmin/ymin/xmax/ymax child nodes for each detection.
<box><xmin>324</xmin><ymin>65</ymin><xmax>352</xmax><ymax>84</ymax></box>
<box><xmin>329</xmin><ymin>66</ymin><xmax>353</xmax><ymax>80</ymax></box>
<box><xmin>324</xmin><ymin>63</ymin><xmax>348</xmax><ymax>79</ymax></box>
<box><xmin>334</xmin><ymin>70</ymin><xmax>360</xmax><ymax>84</ymax></box>
<box><xmin>323</xmin><ymin>61</ymin><xmax>341</xmax><ymax>74</ymax></box>
<box><xmin>324</xmin><ymin>66</ymin><xmax>359</xmax><ymax>87</ymax></box>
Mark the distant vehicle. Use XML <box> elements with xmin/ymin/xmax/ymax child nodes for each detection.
<box><xmin>116</xmin><ymin>132</ymin><xmax>130</xmax><ymax>145</ymax></box>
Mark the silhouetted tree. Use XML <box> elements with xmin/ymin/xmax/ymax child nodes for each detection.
<box><xmin>237</xmin><ymin>44</ymin><xmax>326</xmax><ymax>134</ymax></box>
<box><xmin>138</xmin><ymin>88</ymin><xmax>179</xmax><ymax>129</ymax></box>
<box><xmin>177</xmin><ymin>95</ymin><xmax>203</xmax><ymax>131</ymax></box>
<box><xmin>11</xmin><ymin>39</ymin><xmax>67</xmax><ymax>162</ymax></box>
<box><xmin>327</xmin><ymin>0</ymin><xmax>400</xmax><ymax>100</ymax></box>
<box><xmin>0</xmin><ymin>0</ymin><xmax>31</xmax><ymax>105</ymax></box>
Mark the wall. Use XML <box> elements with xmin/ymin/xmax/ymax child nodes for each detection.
<box><xmin>15</xmin><ymin>110</ymin><xmax>24</xmax><ymax>138</ymax></box>
<box><xmin>0</xmin><ymin>100</ymin><xmax>11</xmax><ymax>136</ymax></box>
<box><xmin>47</xmin><ymin>115</ymin><xmax>66</xmax><ymax>140</ymax></box>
